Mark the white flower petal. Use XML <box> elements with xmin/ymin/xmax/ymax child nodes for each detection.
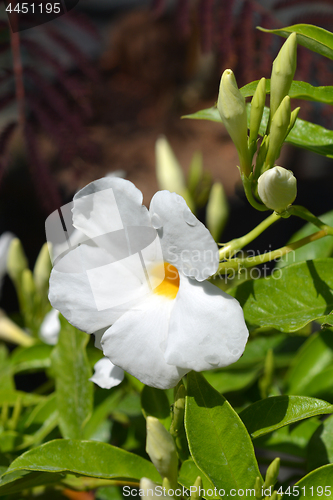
<box><xmin>72</xmin><ymin>177</ymin><xmax>151</xmax><ymax>239</ymax></box>
<box><xmin>89</xmin><ymin>357</ymin><xmax>124</xmax><ymax>389</ymax></box>
<box><xmin>164</xmin><ymin>275</ymin><xmax>249</xmax><ymax>371</ymax></box>
<box><xmin>149</xmin><ymin>191</ymin><xmax>219</xmax><ymax>281</ymax></box>
<box><xmin>39</xmin><ymin>308</ymin><xmax>60</xmax><ymax>345</ymax></box>
<box><xmin>101</xmin><ymin>294</ymin><xmax>188</xmax><ymax>389</ymax></box>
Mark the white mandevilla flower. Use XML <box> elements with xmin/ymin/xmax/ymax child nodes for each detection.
<box><xmin>258</xmin><ymin>166</ymin><xmax>297</xmax><ymax>213</ymax></box>
<box><xmin>49</xmin><ymin>177</ymin><xmax>249</xmax><ymax>389</ymax></box>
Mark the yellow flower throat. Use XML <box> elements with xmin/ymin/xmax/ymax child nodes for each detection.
<box><xmin>153</xmin><ymin>263</ymin><xmax>179</xmax><ymax>300</ymax></box>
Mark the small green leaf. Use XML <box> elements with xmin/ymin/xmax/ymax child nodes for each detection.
<box><xmin>281</xmin><ymin>464</ymin><xmax>333</xmax><ymax>499</ymax></box>
<box><xmin>285</xmin><ymin>329</ymin><xmax>333</xmax><ymax>395</ymax></box>
<box><xmin>307</xmin><ymin>414</ymin><xmax>333</xmax><ymax>471</ymax></box>
<box><xmin>10</xmin><ymin>344</ymin><xmax>53</xmax><ymax>373</ymax></box>
<box><xmin>2</xmin><ymin>439</ymin><xmax>160</xmax><ymax>483</ymax></box>
<box><xmin>0</xmin><ymin>470</ymin><xmax>64</xmax><ymax>497</ymax></box>
<box><xmin>204</xmin><ymin>367</ymin><xmax>261</xmax><ymax>394</ymax></box>
<box><xmin>141</xmin><ymin>386</ymin><xmax>170</xmax><ymax>420</ymax></box>
<box><xmin>178</xmin><ymin>459</ymin><xmax>218</xmax><ymax>499</ymax></box>
<box><xmin>51</xmin><ymin>316</ymin><xmax>93</xmax><ymax>439</ymax></box>
<box><xmin>240</xmin><ymin>395</ymin><xmax>333</xmax><ymax>439</ymax></box>
<box><xmin>185</xmin><ymin>372</ymin><xmax>261</xmax><ymax>491</ymax></box>
<box><xmin>230</xmin><ymin>259</ymin><xmax>333</xmax><ymax>333</ymax></box>
<box><xmin>259</xmin><ymin>24</ymin><xmax>333</xmax><ymax>61</ymax></box>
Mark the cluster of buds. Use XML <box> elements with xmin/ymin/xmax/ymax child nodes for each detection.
<box><xmin>217</xmin><ymin>32</ymin><xmax>298</xmax><ymax>213</ymax></box>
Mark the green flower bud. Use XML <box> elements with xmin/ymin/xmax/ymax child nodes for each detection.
<box><xmin>7</xmin><ymin>238</ymin><xmax>28</xmax><ymax>287</ymax></box>
<box><xmin>33</xmin><ymin>243</ymin><xmax>52</xmax><ymax>299</ymax></box>
<box><xmin>146</xmin><ymin>416</ymin><xmax>178</xmax><ymax>488</ymax></box>
<box><xmin>140</xmin><ymin>478</ymin><xmax>173</xmax><ymax>499</ymax></box>
<box><xmin>217</xmin><ymin>69</ymin><xmax>250</xmax><ymax>176</ymax></box>
<box><xmin>254</xmin><ymin>476</ymin><xmax>263</xmax><ymax>500</ymax></box>
<box><xmin>206</xmin><ymin>182</ymin><xmax>229</xmax><ymax>241</ymax></box>
<box><xmin>249</xmin><ymin>77</ymin><xmax>266</xmax><ymax>144</ymax></box>
<box><xmin>191</xmin><ymin>476</ymin><xmax>203</xmax><ymax>500</ymax></box>
<box><xmin>264</xmin><ymin>457</ymin><xmax>280</xmax><ymax>489</ymax></box>
<box><xmin>156</xmin><ymin>136</ymin><xmax>194</xmax><ymax>211</ymax></box>
<box><xmin>258</xmin><ymin>166</ymin><xmax>297</xmax><ymax>213</ymax></box>
<box><xmin>265</xmin><ymin>96</ymin><xmax>291</xmax><ymax>170</ymax></box>
<box><xmin>270</xmin><ymin>32</ymin><xmax>297</xmax><ymax>121</ymax></box>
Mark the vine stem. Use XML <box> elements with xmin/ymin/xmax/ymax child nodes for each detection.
<box><xmin>219</xmin><ymin>212</ymin><xmax>280</xmax><ymax>260</ymax></box>
<box><xmin>216</xmin><ymin>229</ymin><xmax>329</xmax><ymax>275</ymax></box>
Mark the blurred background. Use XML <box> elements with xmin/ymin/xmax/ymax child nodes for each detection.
<box><xmin>1</xmin><ymin>0</ymin><xmax>333</xmax><ymax>313</ymax></box>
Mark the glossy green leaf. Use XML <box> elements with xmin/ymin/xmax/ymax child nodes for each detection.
<box><xmin>307</xmin><ymin>414</ymin><xmax>333</xmax><ymax>471</ymax></box>
<box><xmin>242</xmin><ymin>79</ymin><xmax>333</xmax><ymax>104</ymax></box>
<box><xmin>259</xmin><ymin>24</ymin><xmax>333</xmax><ymax>61</ymax></box>
<box><xmin>141</xmin><ymin>386</ymin><xmax>170</xmax><ymax>420</ymax></box>
<box><xmin>51</xmin><ymin>317</ymin><xmax>93</xmax><ymax>439</ymax></box>
<box><xmin>285</xmin><ymin>329</ymin><xmax>333</xmax><ymax>395</ymax></box>
<box><xmin>178</xmin><ymin>459</ymin><xmax>218</xmax><ymax>500</ymax></box>
<box><xmin>10</xmin><ymin>344</ymin><xmax>53</xmax><ymax>373</ymax></box>
<box><xmin>204</xmin><ymin>367</ymin><xmax>261</xmax><ymax>394</ymax></box>
<box><xmin>255</xmin><ymin>417</ymin><xmax>320</xmax><ymax>458</ymax></box>
<box><xmin>282</xmin><ymin>464</ymin><xmax>333</xmax><ymax>499</ymax></box>
<box><xmin>2</xmin><ymin>439</ymin><xmax>160</xmax><ymax>485</ymax></box>
<box><xmin>0</xmin><ymin>470</ymin><xmax>64</xmax><ymax>497</ymax></box>
<box><xmin>230</xmin><ymin>259</ymin><xmax>333</xmax><ymax>333</ymax></box>
<box><xmin>185</xmin><ymin>372</ymin><xmax>261</xmax><ymax>491</ymax></box>
<box><xmin>239</xmin><ymin>395</ymin><xmax>333</xmax><ymax>439</ymax></box>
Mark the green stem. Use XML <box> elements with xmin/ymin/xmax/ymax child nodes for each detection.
<box><xmin>216</xmin><ymin>229</ymin><xmax>329</xmax><ymax>275</ymax></box>
<box><xmin>219</xmin><ymin>212</ymin><xmax>280</xmax><ymax>260</ymax></box>
<box><xmin>287</xmin><ymin>205</ymin><xmax>333</xmax><ymax>235</ymax></box>
<box><xmin>242</xmin><ymin>173</ymin><xmax>269</xmax><ymax>211</ymax></box>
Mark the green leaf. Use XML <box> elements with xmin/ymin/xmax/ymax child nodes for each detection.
<box><xmin>255</xmin><ymin>417</ymin><xmax>320</xmax><ymax>458</ymax></box>
<box><xmin>141</xmin><ymin>386</ymin><xmax>170</xmax><ymax>420</ymax></box>
<box><xmin>0</xmin><ymin>390</ymin><xmax>45</xmax><ymax>407</ymax></box>
<box><xmin>0</xmin><ymin>346</ymin><xmax>14</xmax><ymax>391</ymax></box>
<box><xmin>285</xmin><ymin>329</ymin><xmax>333</xmax><ymax>395</ymax></box>
<box><xmin>307</xmin><ymin>414</ymin><xmax>333</xmax><ymax>471</ymax></box>
<box><xmin>281</xmin><ymin>464</ymin><xmax>333</xmax><ymax>499</ymax></box>
<box><xmin>259</xmin><ymin>24</ymin><xmax>333</xmax><ymax>61</ymax></box>
<box><xmin>178</xmin><ymin>459</ymin><xmax>218</xmax><ymax>500</ymax></box>
<box><xmin>204</xmin><ymin>367</ymin><xmax>261</xmax><ymax>394</ymax></box>
<box><xmin>239</xmin><ymin>395</ymin><xmax>333</xmax><ymax>439</ymax></box>
<box><xmin>0</xmin><ymin>470</ymin><xmax>63</xmax><ymax>497</ymax></box>
<box><xmin>277</xmin><ymin>210</ymin><xmax>333</xmax><ymax>268</ymax></box>
<box><xmin>83</xmin><ymin>389</ymin><xmax>123</xmax><ymax>441</ymax></box>
<box><xmin>10</xmin><ymin>344</ymin><xmax>53</xmax><ymax>373</ymax></box>
<box><xmin>2</xmin><ymin>439</ymin><xmax>160</xmax><ymax>484</ymax></box>
<box><xmin>241</xmin><ymin>79</ymin><xmax>333</xmax><ymax>105</ymax></box>
<box><xmin>185</xmin><ymin>372</ymin><xmax>261</xmax><ymax>491</ymax></box>
<box><xmin>230</xmin><ymin>259</ymin><xmax>333</xmax><ymax>333</ymax></box>
<box><xmin>23</xmin><ymin>394</ymin><xmax>59</xmax><ymax>446</ymax></box>
<box><xmin>51</xmin><ymin>316</ymin><xmax>93</xmax><ymax>439</ymax></box>
<box><xmin>182</xmin><ymin>107</ymin><xmax>221</xmax><ymax>123</ymax></box>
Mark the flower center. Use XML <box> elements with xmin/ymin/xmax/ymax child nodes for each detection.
<box><xmin>153</xmin><ymin>262</ymin><xmax>180</xmax><ymax>300</ymax></box>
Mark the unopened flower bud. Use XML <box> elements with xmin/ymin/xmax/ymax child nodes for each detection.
<box><xmin>263</xmin><ymin>457</ymin><xmax>280</xmax><ymax>489</ymax></box>
<box><xmin>217</xmin><ymin>69</ymin><xmax>250</xmax><ymax>175</ymax></box>
<box><xmin>146</xmin><ymin>416</ymin><xmax>178</xmax><ymax>488</ymax></box>
<box><xmin>270</xmin><ymin>32</ymin><xmax>297</xmax><ymax>121</ymax></box>
<box><xmin>7</xmin><ymin>238</ymin><xmax>28</xmax><ymax>287</ymax></box>
<box><xmin>258</xmin><ymin>166</ymin><xmax>297</xmax><ymax>213</ymax></box>
<box><xmin>206</xmin><ymin>182</ymin><xmax>229</xmax><ymax>241</ymax></box>
<box><xmin>140</xmin><ymin>478</ymin><xmax>173</xmax><ymax>499</ymax></box>
<box><xmin>249</xmin><ymin>77</ymin><xmax>266</xmax><ymax>144</ymax></box>
<box><xmin>265</xmin><ymin>96</ymin><xmax>291</xmax><ymax>169</ymax></box>
<box><xmin>33</xmin><ymin>243</ymin><xmax>52</xmax><ymax>299</ymax></box>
